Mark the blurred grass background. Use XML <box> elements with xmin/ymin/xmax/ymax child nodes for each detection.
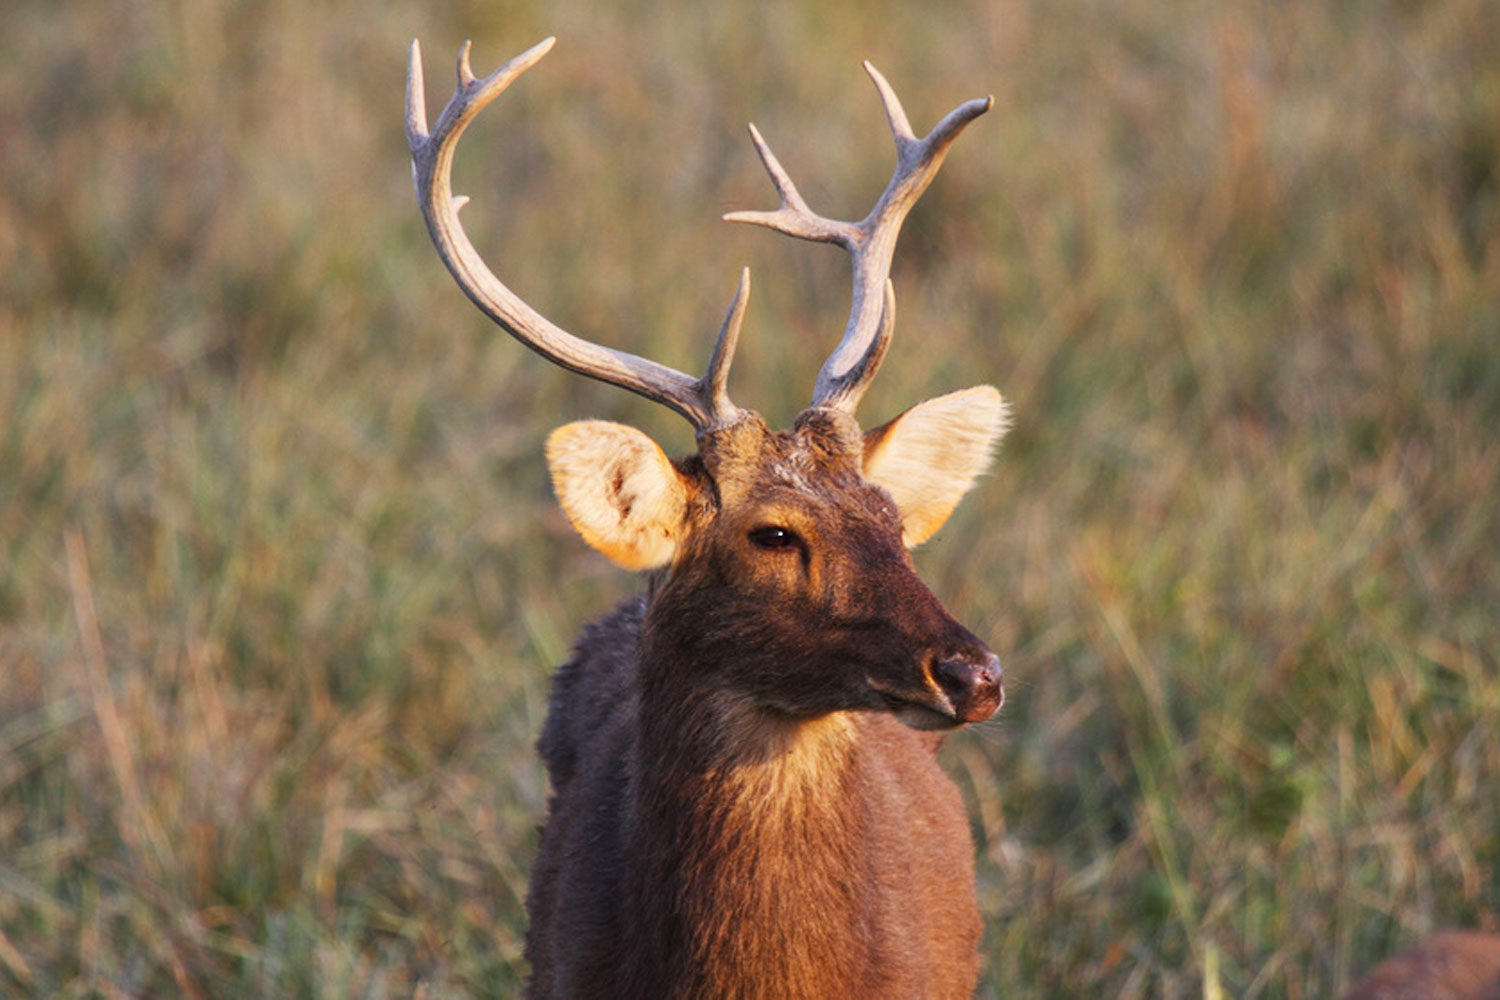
<box><xmin>2</xmin><ymin>0</ymin><xmax>1498</xmax><ymax>996</ymax></box>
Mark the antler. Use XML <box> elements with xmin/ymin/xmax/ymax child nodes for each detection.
<box><xmin>406</xmin><ymin>38</ymin><xmax>750</xmax><ymax>432</ymax></box>
<box><xmin>725</xmin><ymin>64</ymin><xmax>991</xmax><ymax>414</ymax></box>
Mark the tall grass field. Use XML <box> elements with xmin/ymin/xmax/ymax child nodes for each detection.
<box><xmin>2</xmin><ymin>0</ymin><xmax>1497</xmax><ymax>996</ymax></box>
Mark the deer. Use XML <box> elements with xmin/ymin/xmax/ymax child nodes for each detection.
<box><xmin>407</xmin><ymin>36</ymin><xmax>1005</xmax><ymax>999</ymax></box>
<box><xmin>1342</xmin><ymin>931</ymin><xmax>1500</xmax><ymax>1000</ymax></box>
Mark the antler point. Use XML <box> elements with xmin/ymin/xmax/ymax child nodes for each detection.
<box><xmin>406</xmin><ymin>39</ymin><xmax>431</xmax><ymax>144</ymax></box>
<box><xmin>458</xmin><ymin>40</ymin><xmax>475</xmax><ymax>86</ymax></box>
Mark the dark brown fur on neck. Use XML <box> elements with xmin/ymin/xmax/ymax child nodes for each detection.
<box><xmin>529</xmin><ymin>607</ymin><xmax>982</xmax><ymax>1000</ymax></box>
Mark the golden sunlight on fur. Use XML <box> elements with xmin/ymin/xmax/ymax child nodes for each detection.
<box><xmin>545</xmin><ymin>421</ymin><xmax>688</xmax><ymax>570</ymax></box>
<box><xmin>1342</xmin><ymin>932</ymin><xmax>1500</xmax><ymax>1000</ymax></box>
<box><xmin>862</xmin><ymin>385</ymin><xmax>1010</xmax><ymax>546</ymax></box>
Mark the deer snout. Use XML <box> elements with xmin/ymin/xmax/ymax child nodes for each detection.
<box><xmin>931</xmin><ymin>652</ymin><xmax>1004</xmax><ymax>723</ymax></box>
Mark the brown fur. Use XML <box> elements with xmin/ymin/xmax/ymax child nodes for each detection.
<box><xmin>1343</xmin><ymin>932</ymin><xmax>1500</xmax><ymax>1000</ymax></box>
<box><xmin>525</xmin><ymin>406</ymin><xmax>1004</xmax><ymax>999</ymax></box>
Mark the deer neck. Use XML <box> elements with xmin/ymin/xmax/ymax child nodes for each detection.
<box><xmin>632</xmin><ymin>671</ymin><xmax>867</xmax><ymax>856</ymax></box>
<box><xmin>629</xmin><ymin>658</ymin><xmax>881</xmax><ymax>997</ymax></box>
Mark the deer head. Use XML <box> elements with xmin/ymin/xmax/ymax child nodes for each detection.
<box><xmin>407</xmin><ymin>38</ymin><xmax>1006</xmax><ymax>731</ymax></box>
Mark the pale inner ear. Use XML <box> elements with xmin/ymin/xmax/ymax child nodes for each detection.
<box><xmin>862</xmin><ymin>385</ymin><xmax>1010</xmax><ymax>547</ymax></box>
<box><xmin>546</xmin><ymin>421</ymin><xmax>689</xmax><ymax>570</ymax></box>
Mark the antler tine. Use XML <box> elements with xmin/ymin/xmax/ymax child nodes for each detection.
<box><xmin>703</xmin><ymin>268</ymin><xmax>751</xmax><ymax>420</ymax></box>
<box><xmin>722</xmin><ymin>125</ymin><xmax>861</xmax><ymax>248</ymax></box>
<box><xmin>725</xmin><ymin>64</ymin><xmax>991</xmax><ymax>414</ymax></box>
<box><xmin>407</xmin><ymin>39</ymin><xmax>748</xmax><ymax>431</ymax></box>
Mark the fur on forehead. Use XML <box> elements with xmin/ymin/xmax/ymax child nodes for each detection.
<box><xmin>695</xmin><ymin>408</ymin><xmax>865</xmax><ymax>504</ymax></box>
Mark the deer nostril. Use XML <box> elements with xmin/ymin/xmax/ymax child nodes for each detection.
<box><xmin>931</xmin><ymin>652</ymin><xmax>1004</xmax><ymax>722</ymax></box>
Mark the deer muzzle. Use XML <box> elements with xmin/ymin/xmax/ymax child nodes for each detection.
<box><xmin>930</xmin><ymin>651</ymin><xmax>1004</xmax><ymax>723</ymax></box>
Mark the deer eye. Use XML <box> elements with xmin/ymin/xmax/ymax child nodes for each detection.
<box><xmin>748</xmin><ymin>525</ymin><xmax>802</xmax><ymax>552</ymax></box>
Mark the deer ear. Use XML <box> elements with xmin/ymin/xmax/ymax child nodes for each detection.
<box><xmin>862</xmin><ymin>386</ymin><xmax>1009</xmax><ymax>547</ymax></box>
<box><xmin>546</xmin><ymin>421</ymin><xmax>689</xmax><ymax>570</ymax></box>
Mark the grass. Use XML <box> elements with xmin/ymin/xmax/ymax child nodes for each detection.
<box><xmin>2</xmin><ymin>0</ymin><xmax>1498</xmax><ymax>995</ymax></box>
